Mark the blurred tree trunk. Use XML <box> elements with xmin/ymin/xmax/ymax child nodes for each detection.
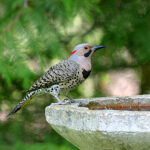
<box><xmin>141</xmin><ymin>64</ymin><xmax>150</xmax><ymax>94</ymax></box>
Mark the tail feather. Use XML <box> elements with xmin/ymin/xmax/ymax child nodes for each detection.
<box><xmin>8</xmin><ymin>92</ymin><xmax>35</xmax><ymax>116</ymax></box>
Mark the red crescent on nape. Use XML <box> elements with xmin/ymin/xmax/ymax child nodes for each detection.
<box><xmin>70</xmin><ymin>50</ymin><xmax>77</xmax><ymax>56</ymax></box>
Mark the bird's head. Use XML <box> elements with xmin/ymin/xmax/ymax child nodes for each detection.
<box><xmin>69</xmin><ymin>43</ymin><xmax>106</xmax><ymax>62</ymax></box>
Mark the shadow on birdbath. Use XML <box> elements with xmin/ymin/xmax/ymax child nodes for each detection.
<box><xmin>45</xmin><ymin>95</ymin><xmax>150</xmax><ymax>150</ymax></box>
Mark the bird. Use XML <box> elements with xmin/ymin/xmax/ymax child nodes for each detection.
<box><xmin>8</xmin><ymin>43</ymin><xmax>106</xmax><ymax>116</ymax></box>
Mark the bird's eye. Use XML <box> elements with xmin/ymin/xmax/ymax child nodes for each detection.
<box><xmin>84</xmin><ymin>47</ymin><xmax>88</xmax><ymax>49</ymax></box>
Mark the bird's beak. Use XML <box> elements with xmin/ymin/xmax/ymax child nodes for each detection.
<box><xmin>92</xmin><ymin>45</ymin><xmax>106</xmax><ymax>52</ymax></box>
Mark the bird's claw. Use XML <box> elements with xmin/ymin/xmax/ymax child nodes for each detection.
<box><xmin>66</xmin><ymin>96</ymin><xmax>75</xmax><ymax>103</ymax></box>
<box><xmin>78</xmin><ymin>102</ymin><xmax>86</xmax><ymax>107</ymax></box>
<box><xmin>64</xmin><ymin>99</ymin><xmax>71</xmax><ymax>104</ymax></box>
<box><xmin>50</xmin><ymin>100</ymin><xmax>71</xmax><ymax>106</ymax></box>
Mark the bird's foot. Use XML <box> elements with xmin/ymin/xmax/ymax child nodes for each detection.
<box><xmin>69</xmin><ymin>99</ymin><xmax>75</xmax><ymax>103</ymax></box>
<box><xmin>66</xmin><ymin>96</ymin><xmax>75</xmax><ymax>103</ymax></box>
<box><xmin>78</xmin><ymin>102</ymin><xmax>86</xmax><ymax>107</ymax></box>
<box><xmin>50</xmin><ymin>100</ymin><xmax>71</xmax><ymax>106</ymax></box>
<box><xmin>64</xmin><ymin>99</ymin><xmax>71</xmax><ymax>104</ymax></box>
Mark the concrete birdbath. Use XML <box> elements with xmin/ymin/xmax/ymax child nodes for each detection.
<box><xmin>45</xmin><ymin>95</ymin><xmax>150</xmax><ymax>150</ymax></box>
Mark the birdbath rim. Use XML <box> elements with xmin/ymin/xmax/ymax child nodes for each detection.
<box><xmin>45</xmin><ymin>95</ymin><xmax>150</xmax><ymax>150</ymax></box>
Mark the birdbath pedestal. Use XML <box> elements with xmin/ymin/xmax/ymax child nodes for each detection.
<box><xmin>45</xmin><ymin>95</ymin><xmax>150</xmax><ymax>150</ymax></box>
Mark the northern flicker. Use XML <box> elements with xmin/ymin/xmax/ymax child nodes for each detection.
<box><xmin>8</xmin><ymin>43</ymin><xmax>106</xmax><ymax>116</ymax></box>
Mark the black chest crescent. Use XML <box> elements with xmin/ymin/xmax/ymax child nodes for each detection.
<box><xmin>82</xmin><ymin>69</ymin><xmax>91</xmax><ymax>79</ymax></box>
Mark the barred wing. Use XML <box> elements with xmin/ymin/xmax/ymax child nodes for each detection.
<box><xmin>25</xmin><ymin>60</ymin><xmax>79</xmax><ymax>92</ymax></box>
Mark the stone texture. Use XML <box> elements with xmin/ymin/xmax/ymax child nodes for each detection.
<box><xmin>45</xmin><ymin>95</ymin><xmax>150</xmax><ymax>150</ymax></box>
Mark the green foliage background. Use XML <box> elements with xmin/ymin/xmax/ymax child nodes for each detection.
<box><xmin>0</xmin><ymin>0</ymin><xmax>150</xmax><ymax>149</ymax></box>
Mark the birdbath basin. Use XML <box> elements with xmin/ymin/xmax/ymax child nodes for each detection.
<box><xmin>45</xmin><ymin>95</ymin><xmax>150</xmax><ymax>150</ymax></box>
